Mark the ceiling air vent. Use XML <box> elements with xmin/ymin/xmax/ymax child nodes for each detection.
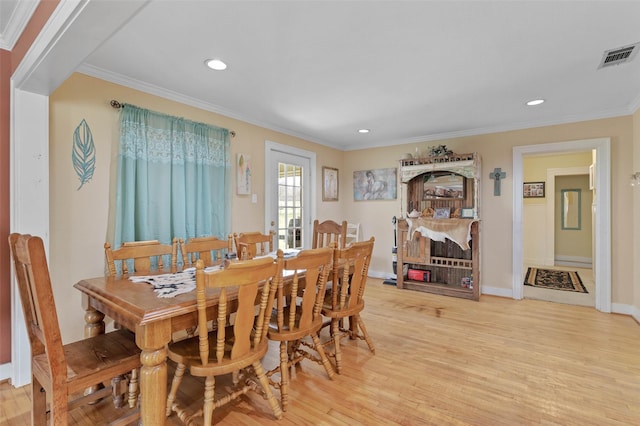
<box><xmin>598</xmin><ymin>42</ymin><xmax>640</xmax><ymax>69</ymax></box>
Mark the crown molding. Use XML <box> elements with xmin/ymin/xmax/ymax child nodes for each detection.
<box><xmin>77</xmin><ymin>63</ymin><xmax>344</xmax><ymax>150</ymax></box>
<box><xmin>0</xmin><ymin>0</ymin><xmax>39</xmax><ymax>50</ymax></box>
<box><xmin>78</xmin><ymin>64</ymin><xmax>636</xmax><ymax>153</ymax></box>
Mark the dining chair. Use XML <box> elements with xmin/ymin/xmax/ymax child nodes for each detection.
<box><xmin>312</xmin><ymin>219</ymin><xmax>347</xmax><ymax>249</ymax></box>
<box><xmin>104</xmin><ymin>238</ymin><xmax>178</xmax><ymax>276</ymax></box>
<box><xmin>179</xmin><ymin>235</ymin><xmax>233</xmax><ymax>268</ymax></box>
<box><xmin>321</xmin><ymin>237</ymin><xmax>376</xmax><ymax>374</ymax></box>
<box><xmin>345</xmin><ymin>222</ymin><xmax>360</xmax><ymax>245</ymax></box>
<box><xmin>266</xmin><ymin>247</ymin><xmax>335</xmax><ymax>411</ymax></box>
<box><xmin>165</xmin><ymin>254</ymin><xmax>284</xmax><ymax>426</ymax></box>
<box><xmin>104</xmin><ymin>238</ymin><xmax>178</xmax><ymax>400</ymax></box>
<box><xmin>8</xmin><ymin>233</ymin><xmax>141</xmax><ymax>425</ymax></box>
<box><xmin>234</xmin><ymin>230</ymin><xmax>274</xmax><ymax>260</ymax></box>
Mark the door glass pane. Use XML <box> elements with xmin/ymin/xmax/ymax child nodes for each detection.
<box><xmin>277</xmin><ymin>162</ymin><xmax>303</xmax><ymax>250</ymax></box>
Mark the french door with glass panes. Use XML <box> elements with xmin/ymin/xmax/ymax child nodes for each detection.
<box><xmin>265</xmin><ymin>142</ymin><xmax>315</xmax><ymax>250</ymax></box>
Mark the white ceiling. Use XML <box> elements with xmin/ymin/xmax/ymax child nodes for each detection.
<box><xmin>5</xmin><ymin>1</ymin><xmax>640</xmax><ymax>151</ymax></box>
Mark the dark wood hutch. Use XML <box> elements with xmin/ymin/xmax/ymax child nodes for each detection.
<box><xmin>396</xmin><ymin>152</ymin><xmax>481</xmax><ymax>300</ymax></box>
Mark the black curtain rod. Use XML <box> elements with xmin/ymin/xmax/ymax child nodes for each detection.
<box><xmin>110</xmin><ymin>99</ymin><xmax>236</xmax><ymax>137</ymax></box>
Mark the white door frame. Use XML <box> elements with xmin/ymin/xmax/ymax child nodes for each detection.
<box><xmin>513</xmin><ymin>138</ymin><xmax>611</xmax><ymax>312</ymax></box>
<box><xmin>264</xmin><ymin>141</ymin><xmax>316</xmax><ymax>248</ymax></box>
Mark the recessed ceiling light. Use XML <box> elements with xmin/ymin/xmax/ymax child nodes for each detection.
<box><xmin>358</xmin><ymin>129</ymin><xmax>370</xmax><ymax>134</ymax></box>
<box><xmin>526</xmin><ymin>99</ymin><xmax>545</xmax><ymax>106</ymax></box>
<box><xmin>205</xmin><ymin>59</ymin><xmax>227</xmax><ymax>71</ymax></box>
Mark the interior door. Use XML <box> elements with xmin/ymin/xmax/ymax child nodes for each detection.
<box><xmin>265</xmin><ymin>142</ymin><xmax>315</xmax><ymax>250</ymax></box>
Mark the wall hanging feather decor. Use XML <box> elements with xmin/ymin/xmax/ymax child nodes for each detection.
<box><xmin>72</xmin><ymin>119</ymin><xmax>96</xmax><ymax>190</ymax></box>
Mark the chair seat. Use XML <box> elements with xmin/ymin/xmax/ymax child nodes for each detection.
<box><xmin>268</xmin><ymin>306</ymin><xmax>324</xmax><ymax>341</ymax></box>
<box><xmin>321</xmin><ymin>297</ymin><xmax>365</xmax><ymax>319</ymax></box>
<box><xmin>167</xmin><ymin>327</ymin><xmax>270</xmax><ymax>377</ymax></box>
<box><xmin>32</xmin><ymin>329</ymin><xmax>141</xmax><ymax>395</ymax></box>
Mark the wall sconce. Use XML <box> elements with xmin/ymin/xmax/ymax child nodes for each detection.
<box><xmin>631</xmin><ymin>172</ymin><xmax>640</xmax><ymax>186</ymax></box>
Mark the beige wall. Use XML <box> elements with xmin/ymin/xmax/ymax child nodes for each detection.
<box><xmin>49</xmin><ymin>73</ymin><xmax>344</xmax><ymax>342</ymax></box>
<box><xmin>523</xmin><ymin>151</ymin><xmax>593</xmax><ymax>183</ymax></box>
<box><xmin>522</xmin><ymin>152</ymin><xmax>593</xmax><ymax>264</ymax></box>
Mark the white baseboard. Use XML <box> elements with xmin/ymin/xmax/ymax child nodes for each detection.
<box><xmin>611</xmin><ymin>303</ymin><xmax>640</xmax><ymax>322</ymax></box>
<box><xmin>555</xmin><ymin>255</ymin><xmax>592</xmax><ymax>268</ymax></box>
<box><xmin>368</xmin><ymin>269</ymin><xmax>391</xmax><ymax>280</ymax></box>
<box><xmin>481</xmin><ymin>286</ymin><xmax>513</xmax><ymax>298</ymax></box>
<box><xmin>523</xmin><ymin>257</ymin><xmax>545</xmax><ymax>266</ymax></box>
<box><xmin>0</xmin><ymin>362</ymin><xmax>12</xmax><ymax>382</ymax></box>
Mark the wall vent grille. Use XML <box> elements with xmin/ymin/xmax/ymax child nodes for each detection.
<box><xmin>598</xmin><ymin>42</ymin><xmax>640</xmax><ymax>69</ymax></box>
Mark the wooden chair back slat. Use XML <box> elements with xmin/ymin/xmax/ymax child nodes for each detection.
<box><xmin>180</xmin><ymin>235</ymin><xmax>233</xmax><ymax>268</ymax></box>
<box><xmin>334</xmin><ymin>237</ymin><xmax>374</xmax><ymax>310</ymax></box>
<box><xmin>104</xmin><ymin>239</ymin><xmax>178</xmax><ymax>275</ymax></box>
<box><xmin>312</xmin><ymin>219</ymin><xmax>347</xmax><ymax>249</ymax></box>
<box><xmin>195</xmin><ymin>254</ymin><xmax>282</xmax><ymax>365</ymax></box>
<box><xmin>322</xmin><ymin>237</ymin><xmax>376</xmax><ymax>373</ymax></box>
<box><xmin>10</xmin><ymin>234</ymin><xmax>64</xmax><ymax>372</ymax></box>
<box><xmin>234</xmin><ymin>231</ymin><xmax>274</xmax><ymax>259</ymax></box>
<box><xmin>277</xmin><ymin>247</ymin><xmax>332</xmax><ymax>332</ymax></box>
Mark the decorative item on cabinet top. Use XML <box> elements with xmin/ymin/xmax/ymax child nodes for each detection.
<box><xmin>399</xmin><ymin>152</ymin><xmax>479</xmax><ymax>183</ymax></box>
<box><xmin>400</xmin><ymin>151</ymin><xmax>475</xmax><ymax>168</ymax></box>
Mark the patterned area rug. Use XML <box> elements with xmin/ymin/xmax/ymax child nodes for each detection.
<box><xmin>524</xmin><ymin>268</ymin><xmax>588</xmax><ymax>293</ymax></box>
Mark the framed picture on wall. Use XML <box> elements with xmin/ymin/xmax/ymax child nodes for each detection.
<box><xmin>236</xmin><ymin>153</ymin><xmax>251</xmax><ymax>195</ymax></box>
<box><xmin>322</xmin><ymin>166</ymin><xmax>339</xmax><ymax>201</ymax></box>
<box><xmin>523</xmin><ymin>181</ymin><xmax>545</xmax><ymax>198</ymax></box>
<box><xmin>353</xmin><ymin>168</ymin><xmax>397</xmax><ymax>201</ymax></box>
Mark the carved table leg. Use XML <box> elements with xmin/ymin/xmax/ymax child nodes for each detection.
<box><xmin>139</xmin><ymin>347</ymin><xmax>167</xmax><ymax>425</ymax></box>
<box><xmin>137</xmin><ymin>321</ymin><xmax>171</xmax><ymax>425</ymax></box>
<box><xmin>84</xmin><ymin>305</ymin><xmax>105</xmax><ymax>337</ymax></box>
<box><xmin>84</xmin><ymin>306</ymin><xmax>106</xmax><ymax>400</ymax></box>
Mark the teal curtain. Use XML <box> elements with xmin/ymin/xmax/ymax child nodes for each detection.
<box><xmin>114</xmin><ymin>104</ymin><xmax>231</xmax><ymax>260</ymax></box>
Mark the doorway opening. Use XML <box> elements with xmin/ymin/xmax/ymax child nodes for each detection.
<box><xmin>522</xmin><ymin>161</ymin><xmax>595</xmax><ymax>307</ymax></box>
<box><xmin>513</xmin><ymin>138</ymin><xmax>611</xmax><ymax>313</ymax></box>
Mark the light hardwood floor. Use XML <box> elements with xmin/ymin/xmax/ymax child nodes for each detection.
<box><xmin>2</xmin><ymin>278</ymin><xmax>639</xmax><ymax>425</ymax></box>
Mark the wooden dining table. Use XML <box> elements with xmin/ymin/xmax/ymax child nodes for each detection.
<box><xmin>74</xmin><ymin>256</ymin><xmax>349</xmax><ymax>425</ymax></box>
<box><xmin>75</xmin><ymin>270</ymin><xmax>232</xmax><ymax>425</ymax></box>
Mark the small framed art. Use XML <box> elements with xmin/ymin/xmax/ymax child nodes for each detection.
<box><xmin>236</xmin><ymin>153</ymin><xmax>251</xmax><ymax>195</ymax></box>
<box><xmin>322</xmin><ymin>166</ymin><xmax>339</xmax><ymax>201</ymax></box>
<box><xmin>523</xmin><ymin>181</ymin><xmax>545</xmax><ymax>198</ymax></box>
<box><xmin>461</xmin><ymin>208</ymin><xmax>475</xmax><ymax>218</ymax></box>
<box><xmin>434</xmin><ymin>207</ymin><xmax>451</xmax><ymax>219</ymax></box>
